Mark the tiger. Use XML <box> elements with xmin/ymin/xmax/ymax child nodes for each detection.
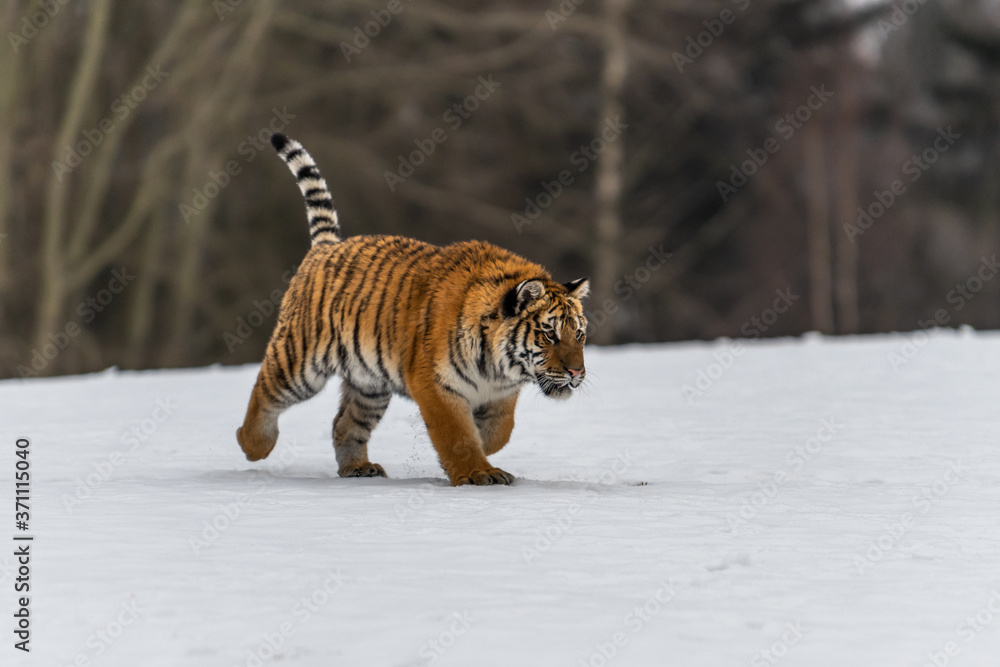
<box><xmin>236</xmin><ymin>133</ymin><xmax>590</xmax><ymax>486</ymax></box>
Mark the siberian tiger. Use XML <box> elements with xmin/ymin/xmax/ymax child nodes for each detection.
<box><xmin>236</xmin><ymin>133</ymin><xmax>590</xmax><ymax>486</ymax></box>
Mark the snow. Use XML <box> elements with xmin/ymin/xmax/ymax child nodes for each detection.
<box><xmin>3</xmin><ymin>330</ymin><xmax>1000</xmax><ymax>667</ymax></box>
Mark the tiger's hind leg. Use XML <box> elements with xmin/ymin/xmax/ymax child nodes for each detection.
<box><xmin>237</xmin><ymin>326</ymin><xmax>329</xmax><ymax>461</ymax></box>
<box><xmin>334</xmin><ymin>382</ymin><xmax>391</xmax><ymax>478</ymax></box>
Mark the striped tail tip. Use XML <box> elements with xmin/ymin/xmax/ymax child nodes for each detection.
<box><xmin>270</xmin><ymin>133</ymin><xmax>342</xmax><ymax>247</ymax></box>
<box><xmin>271</xmin><ymin>133</ymin><xmax>290</xmax><ymax>152</ymax></box>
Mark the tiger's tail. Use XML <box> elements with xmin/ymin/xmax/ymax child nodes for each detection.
<box><xmin>270</xmin><ymin>133</ymin><xmax>341</xmax><ymax>246</ymax></box>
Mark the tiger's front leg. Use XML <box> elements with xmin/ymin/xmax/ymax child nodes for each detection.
<box><xmin>410</xmin><ymin>381</ymin><xmax>515</xmax><ymax>486</ymax></box>
<box><xmin>474</xmin><ymin>393</ymin><xmax>519</xmax><ymax>457</ymax></box>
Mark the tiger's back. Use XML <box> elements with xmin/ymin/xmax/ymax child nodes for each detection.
<box><xmin>237</xmin><ymin>134</ymin><xmax>590</xmax><ymax>486</ymax></box>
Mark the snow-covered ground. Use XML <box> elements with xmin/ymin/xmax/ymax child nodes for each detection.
<box><xmin>2</xmin><ymin>330</ymin><xmax>999</xmax><ymax>667</ymax></box>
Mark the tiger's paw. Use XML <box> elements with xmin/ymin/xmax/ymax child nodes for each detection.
<box><xmin>451</xmin><ymin>467</ymin><xmax>515</xmax><ymax>486</ymax></box>
<box><xmin>237</xmin><ymin>425</ymin><xmax>277</xmax><ymax>462</ymax></box>
<box><xmin>339</xmin><ymin>462</ymin><xmax>387</xmax><ymax>478</ymax></box>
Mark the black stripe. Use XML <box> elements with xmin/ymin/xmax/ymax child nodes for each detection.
<box><xmin>273</xmin><ymin>344</ymin><xmax>305</xmax><ymax>402</ymax></box>
<box><xmin>505</xmin><ymin>320</ymin><xmax>526</xmax><ymax>368</ymax></box>
<box><xmin>304</xmin><ymin>187</ymin><xmax>327</xmax><ymax>198</ymax></box>
<box><xmin>319</xmin><ymin>252</ymin><xmax>344</xmax><ymax>369</ymax></box>
<box><xmin>419</xmin><ymin>246</ymin><xmax>473</xmax><ymax>333</ymax></box>
<box><xmin>351</xmin><ymin>316</ymin><xmax>377</xmax><ymax>377</ymax></box>
<box><xmin>258</xmin><ymin>372</ymin><xmax>283</xmax><ymax>406</ymax></box>
<box><xmin>377</xmin><ymin>242</ymin><xmax>431</xmax><ymax>380</ymax></box>
<box><xmin>434</xmin><ymin>375</ymin><xmax>464</xmax><ymax>398</ymax></box>
<box><xmin>283</xmin><ymin>335</ymin><xmax>310</xmax><ymax>401</ymax></box>
<box><xmin>296</xmin><ymin>166</ymin><xmax>321</xmax><ymax>180</ymax></box>
<box><xmin>335</xmin><ymin>243</ymin><xmax>375</xmax><ymax>318</ymax></box>
<box><xmin>372</xmin><ymin>245</ymin><xmax>416</xmax><ymax>377</ymax></box>
<box><xmin>284</xmin><ymin>148</ymin><xmax>305</xmax><ymax>163</ymax></box>
<box><xmin>289</xmin><ymin>306</ymin><xmax>311</xmax><ymax>391</ymax></box>
<box><xmin>491</xmin><ymin>271</ymin><xmax>523</xmax><ymax>285</ymax></box>
<box><xmin>307</xmin><ymin>199</ymin><xmax>334</xmax><ymax>209</ymax></box>
<box><xmin>340</xmin><ymin>435</ymin><xmax>367</xmax><ymax>449</ymax></box>
<box><xmin>348</xmin><ymin>243</ymin><xmax>398</xmax><ymax>340</ymax></box>
<box><xmin>451</xmin><ymin>304</ymin><xmax>467</xmax><ymax>369</ymax></box>
<box><xmin>386</xmin><ymin>245</ymin><xmax>437</xmax><ymax>347</ymax></box>
<box><xmin>477</xmin><ymin>323</ymin><xmax>490</xmax><ymax>377</ymax></box>
<box><xmin>336</xmin><ymin>342</ymin><xmax>349</xmax><ymax>370</ymax></box>
<box><xmin>313</xmin><ymin>276</ymin><xmax>330</xmax><ymax>371</ymax></box>
<box><xmin>309</xmin><ymin>356</ymin><xmax>326</xmax><ymax>388</ymax></box>
<box><xmin>354</xmin><ymin>417</ymin><xmax>377</xmax><ymax>433</ymax></box>
<box><xmin>448</xmin><ymin>345</ymin><xmax>477</xmax><ymax>388</ymax></box>
<box><xmin>372</xmin><ymin>329</ymin><xmax>391</xmax><ymax>383</ymax></box>
<box><xmin>310</xmin><ymin>224</ymin><xmax>339</xmax><ymax>237</ymax></box>
<box><xmin>357</xmin><ymin>241</ymin><xmax>398</xmax><ymax>309</ymax></box>
<box><xmin>351</xmin><ymin>384</ymin><xmax>390</xmax><ymax>401</ymax></box>
<box><xmin>328</xmin><ymin>247</ymin><xmax>362</xmax><ymax>332</ymax></box>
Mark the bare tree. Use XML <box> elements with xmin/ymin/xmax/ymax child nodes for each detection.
<box><xmin>590</xmin><ymin>0</ymin><xmax>629</xmax><ymax>344</ymax></box>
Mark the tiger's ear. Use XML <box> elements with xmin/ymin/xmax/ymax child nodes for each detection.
<box><xmin>563</xmin><ymin>278</ymin><xmax>590</xmax><ymax>300</ymax></box>
<box><xmin>503</xmin><ymin>279</ymin><xmax>546</xmax><ymax>317</ymax></box>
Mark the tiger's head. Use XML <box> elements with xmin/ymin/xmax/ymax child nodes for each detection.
<box><xmin>501</xmin><ymin>277</ymin><xmax>590</xmax><ymax>400</ymax></box>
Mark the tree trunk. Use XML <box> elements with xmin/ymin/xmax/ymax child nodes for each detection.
<box><xmin>833</xmin><ymin>60</ymin><xmax>861</xmax><ymax>334</ymax></box>
<box><xmin>591</xmin><ymin>0</ymin><xmax>629</xmax><ymax>345</ymax></box>
<box><xmin>803</xmin><ymin>112</ymin><xmax>835</xmax><ymax>334</ymax></box>
<box><xmin>33</xmin><ymin>0</ymin><xmax>113</xmax><ymax>362</ymax></box>
<box><xmin>126</xmin><ymin>209</ymin><xmax>166</xmax><ymax>369</ymax></box>
<box><xmin>0</xmin><ymin>1</ymin><xmax>22</xmax><ymax>329</ymax></box>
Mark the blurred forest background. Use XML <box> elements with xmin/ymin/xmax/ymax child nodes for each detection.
<box><xmin>1</xmin><ymin>0</ymin><xmax>999</xmax><ymax>378</ymax></box>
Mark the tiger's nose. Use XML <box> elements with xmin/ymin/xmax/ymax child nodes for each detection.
<box><xmin>566</xmin><ymin>366</ymin><xmax>584</xmax><ymax>378</ymax></box>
